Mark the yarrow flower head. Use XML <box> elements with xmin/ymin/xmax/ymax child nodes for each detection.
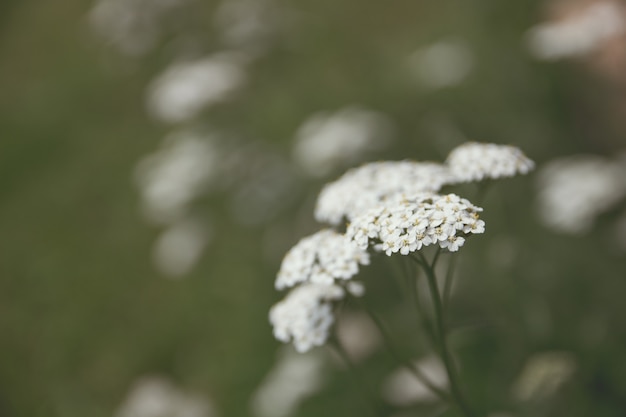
<box><xmin>275</xmin><ymin>229</ymin><xmax>370</xmax><ymax>290</ymax></box>
<box><xmin>446</xmin><ymin>142</ymin><xmax>535</xmax><ymax>182</ymax></box>
<box><xmin>536</xmin><ymin>154</ymin><xmax>626</xmax><ymax>234</ymax></box>
<box><xmin>269</xmin><ymin>283</ymin><xmax>346</xmax><ymax>352</ymax></box>
<box><xmin>315</xmin><ymin>161</ymin><xmax>455</xmax><ymax>225</ymax></box>
<box><xmin>346</xmin><ymin>193</ymin><xmax>485</xmax><ymax>255</ymax></box>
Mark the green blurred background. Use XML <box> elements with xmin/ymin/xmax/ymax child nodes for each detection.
<box><xmin>1</xmin><ymin>0</ymin><xmax>626</xmax><ymax>416</ymax></box>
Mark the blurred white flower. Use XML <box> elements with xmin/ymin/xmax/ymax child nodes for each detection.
<box><xmin>446</xmin><ymin>142</ymin><xmax>535</xmax><ymax>182</ymax></box>
<box><xmin>315</xmin><ymin>161</ymin><xmax>454</xmax><ymax>225</ymax></box>
<box><xmin>135</xmin><ymin>130</ymin><xmax>220</xmax><ymax>224</ymax></box>
<box><xmin>381</xmin><ymin>355</ymin><xmax>448</xmax><ymax>405</ymax></box>
<box><xmin>292</xmin><ymin>107</ymin><xmax>393</xmax><ymax>177</ymax></box>
<box><xmin>408</xmin><ymin>39</ymin><xmax>474</xmax><ymax>89</ymax></box>
<box><xmin>115</xmin><ymin>376</ymin><xmax>216</xmax><ymax>417</ymax></box>
<box><xmin>275</xmin><ymin>229</ymin><xmax>370</xmax><ymax>290</ymax></box>
<box><xmin>89</xmin><ymin>0</ymin><xmax>189</xmax><ymax>56</ymax></box>
<box><xmin>346</xmin><ymin>193</ymin><xmax>485</xmax><ymax>256</ymax></box>
<box><xmin>270</xmin><ymin>282</ymin><xmax>346</xmax><ymax>352</ymax></box>
<box><xmin>152</xmin><ymin>217</ymin><xmax>210</xmax><ymax>278</ymax></box>
<box><xmin>511</xmin><ymin>351</ymin><xmax>577</xmax><ymax>401</ymax></box>
<box><xmin>335</xmin><ymin>311</ymin><xmax>381</xmax><ymax>362</ymax></box>
<box><xmin>536</xmin><ymin>154</ymin><xmax>626</xmax><ymax>234</ymax></box>
<box><xmin>250</xmin><ymin>347</ymin><xmax>327</xmax><ymax>417</ymax></box>
<box><xmin>147</xmin><ymin>53</ymin><xmax>246</xmax><ymax>123</ymax></box>
<box><xmin>214</xmin><ymin>0</ymin><xmax>284</xmax><ymax>52</ymax></box>
<box><xmin>527</xmin><ymin>1</ymin><xmax>625</xmax><ymax>60</ymax></box>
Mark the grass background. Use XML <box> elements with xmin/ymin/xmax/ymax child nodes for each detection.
<box><xmin>1</xmin><ymin>0</ymin><xmax>625</xmax><ymax>416</ymax></box>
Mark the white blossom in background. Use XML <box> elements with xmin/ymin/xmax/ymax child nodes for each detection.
<box><xmin>115</xmin><ymin>376</ymin><xmax>216</xmax><ymax>417</ymax></box>
<box><xmin>147</xmin><ymin>53</ymin><xmax>247</xmax><ymax>123</ymax></box>
<box><xmin>527</xmin><ymin>1</ymin><xmax>625</xmax><ymax>60</ymax></box>
<box><xmin>214</xmin><ymin>0</ymin><xmax>284</xmax><ymax>52</ymax></box>
<box><xmin>315</xmin><ymin>161</ymin><xmax>455</xmax><ymax>225</ymax></box>
<box><xmin>275</xmin><ymin>229</ymin><xmax>370</xmax><ymax>290</ymax></box>
<box><xmin>511</xmin><ymin>351</ymin><xmax>577</xmax><ymax>401</ymax></box>
<box><xmin>250</xmin><ymin>347</ymin><xmax>327</xmax><ymax>417</ymax></box>
<box><xmin>292</xmin><ymin>107</ymin><xmax>393</xmax><ymax>177</ymax></box>
<box><xmin>135</xmin><ymin>131</ymin><xmax>220</xmax><ymax>224</ymax></box>
<box><xmin>381</xmin><ymin>355</ymin><xmax>448</xmax><ymax>405</ymax></box>
<box><xmin>347</xmin><ymin>193</ymin><xmax>485</xmax><ymax>256</ymax></box>
<box><xmin>535</xmin><ymin>155</ymin><xmax>626</xmax><ymax>234</ymax></box>
<box><xmin>446</xmin><ymin>142</ymin><xmax>535</xmax><ymax>182</ymax></box>
<box><xmin>152</xmin><ymin>217</ymin><xmax>210</xmax><ymax>278</ymax></box>
<box><xmin>270</xmin><ymin>282</ymin><xmax>348</xmax><ymax>352</ymax></box>
<box><xmin>89</xmin><ymin>0</ymin><xmax>189</xmax><ymax>56</ymax></box>
<box><xmin>408</xmin><ymin>39</ymin><xmax>474</xmax><ymax>89</ymax></box>
<box><xmin>335</xmin><ymin>311</ymin><xmax>382</xmax><ymax>362</ymax></box>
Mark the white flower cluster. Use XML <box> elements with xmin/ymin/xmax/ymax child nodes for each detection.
<box><xmin>115</xmin><ymin>376</ymin><xmax>216</xmax><ymax>417</ymax></box>
<box><xmin>275</xmin><ymin>230</ymin><xmax>370</xmax><ymax>290</ymax></box>
<box><xmin>269</xmin><ymin>283</ymin><xmax>346</xmax><ymax>353</ymax></box>
<box><xmin>315</xmin><ymin>143</ymin><xmax>533</xmax><ymax>225</ymax></box>
<box><xmin>272</xmin><ymin>141</ymin><xmax>532</xmax><ymax>352</ymax></box>
<box><xmin>315</xmin><ymin>161</ymin><xmax>454</xmax><ymax>225</ymax></box>
<box><xmin>446</xmin><ymin>142</ymin><xmax>535</xmax><ymax>182</ymax></box>
<box><xmin>271</xmin><ymin>230</ymin><xmax>369</xmax><ymax>352</ymax></box>
<box><xmin>536</xmin><ymin>155</ymin><xmax>626</xmax><ymax>234</ymax></box>
<box><xmin>347</xmin><ymin>193</ymin><xmax>485</xmax><ymax>255</ymax></box>
<box><xmin>292</xmin><ymin>107</ymin><xmax>392</xmax><ymax>178</ymax></box>
<box><xmin>134</xmin><ymin>131</ymin><xmax>220</xmax><ymax>224</ymax></box>
<box><xmin>147</xmin><ymin>53</ymin><xmax>246</xmax><ymax>123</ymax></box>
<box><xmin>526</xmin><ymin>1</ymin><xmax>625</xmax><ymax>61</ymax></box>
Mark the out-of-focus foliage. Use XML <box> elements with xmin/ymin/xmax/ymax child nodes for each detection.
<box><xmin>1</xmin><ymin>0</ymin><xmax>626</xmax><ymax>416</ymax></box>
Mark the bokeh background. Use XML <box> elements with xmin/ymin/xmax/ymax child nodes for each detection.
<box><xmin>1</xmin><ymin>0</ymin><xmax>626</xmax><ymax>416</ymax></box>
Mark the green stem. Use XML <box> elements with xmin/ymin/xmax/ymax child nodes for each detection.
<box><xmin>406</xmin><ymin>260</ymin><xmax>437</xmax><ymax>347</ymax></box>
<box><xmin>356</xmin><ymin>300</ymin><xmax>452</xmax><ymax>403</ymax></box>
<box><xmin>417</xmin><ymin>252</ymin><xmax>476</xmax><ymax>417</ymax></box>
<box><xmin>329</xmin><ymin>337</ymin><xmax>378</xmax><ymax>417</ymax></box>
<box><xmin>443</xmin><ymin>254</ymin><xmax>458</xmax><ymax>313</ymax></box>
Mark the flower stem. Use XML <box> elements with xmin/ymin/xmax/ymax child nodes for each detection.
<box><xmin>329</xmin><ymin>337</ymin><xmax>378</xmax><ymax>417</ymax></box>
<box><xmin>417</xmin><ymin>252</ymin><xmax>476</xmax><ymax>417</ymax></box>
<box><xmin>354</xmin><ymin>298</ymin><xmax>452</xmax><ymax>403</ymax></box>
<box><xmin>406</xmin><ymin>259</ymin><xmax>437</xmax><ymax>347</ymax></box>
<box><xmin>442</xmin><ymin>254</ymin><xmax>457</xmax><ymax>312</ymax></box>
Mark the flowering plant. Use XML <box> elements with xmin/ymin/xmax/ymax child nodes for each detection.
<box><xmin>270</xmin><ymin>142</ymin><xmax>534</xmax><ymax>416</ymax></box>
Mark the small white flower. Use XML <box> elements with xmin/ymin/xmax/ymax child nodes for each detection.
<box><xmin>275</xmin><ymin>230</ymin><xmax>370</xmax><ymax>290</ymax></box>
<box><xmin>440</xmin><ymin>235</ymin><xmax>465</xmax><ymax>252</ymax></box>
<box><xmin>446</xmin><ymin>142</ymin><xmax>535</xmax><ymax>183</ymax></box>
<box><xmin>347</xmin><ymin>193</ymin><xmax>484</xmax><ymax>255</ymax></box>
<box><xmin>315</xmin><ymin>161</ymin><xmax>454</xmax><ymax>225</ymax></box>
<box><xmin>269</xmin><ymin>283</ymin><xmax>346</xmax><ymax>352</ymax></box>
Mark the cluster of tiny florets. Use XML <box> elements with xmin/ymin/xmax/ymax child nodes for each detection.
<box><xmin>315</xmin><ymin>161</ymin><xmax>455</xmax><ymax>225</ymax></box>
<box><xmin>271</xmin><ymin>142</ymin><xmax>533</xmax><ymax>352</ymax></box>
<box><xmin>270</xmin><ymin>230</ymin><xmax>369</xmax><ymax>352</ymax></box>
<box><xmin>446</xmin><ymin>142</ymin><xmax>535</xmax><ymax>182</ymax></box>
<box><xmin>275</xmin><ymin>229</ymin><xmax>370</xmax><ymax>290</ymax></box>
<box><xmin>347</xmin><ymin>193</ymin><xmax>485</xmax><ymax>255</ymax></box>
<box><xmin>270</xmin><ymin>283</ymin><xmax>346</xmax><ymax>352</ymax></box>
